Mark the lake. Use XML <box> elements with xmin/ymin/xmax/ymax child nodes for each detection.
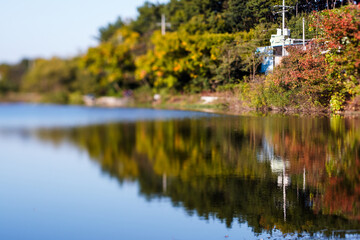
<box><xmin>1</xmin><ymin>104</ymin><xmax>360</xmax><ymax>239</ymax></box>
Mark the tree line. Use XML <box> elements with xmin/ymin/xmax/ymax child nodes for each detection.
<box><xmin>0</xmin><ymin>1</ymin><xmax>358</xmax><ymax>111</ymax></box>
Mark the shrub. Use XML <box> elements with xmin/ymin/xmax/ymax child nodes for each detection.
<box><xmin>330</xmin><ymin>93</ymin><xmax>345</xmax><ymax>112</ymax></box>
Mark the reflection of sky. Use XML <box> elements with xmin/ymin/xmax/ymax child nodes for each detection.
<box><xmin>1</xmin><ymin>106</ymin><xmax>359</xmax><ymax>239</ymax></box>
<box><xmin>0</xmin><ymin>129</ymin><xmax>259</xmax><ymax>240</ymax></box>
<box><xmin>0</xmin><ymin>104</ymin><xmax>215</xmax><ymax>130</ymax></box>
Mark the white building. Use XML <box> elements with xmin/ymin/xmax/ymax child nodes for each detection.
<box><xmin>258</xmin><ymin>27</ymin><xmax>310</xmax><ymax>74</ymax></box>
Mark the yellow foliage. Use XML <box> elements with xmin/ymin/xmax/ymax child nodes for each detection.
<box><xmin>173</xmin><ymin>64</ymin><xmax>181</xmax><ymax>72</ymax></box>
<box><xmin>156</xmin><ymin>71</ymin><xmax>164</xmax><ymax>77</ymax></box>
<box><xmin>134</xmin><ymin>29</ymin><xmax>250</xmax><ymax>90</ymax></box>
<box><xmin>79</xmin><ymin>26</ymin><xmax>139</xmax><ymax>93</ymax></box>
<box><xmin>139</xmin><ymin>70</ymin><xmax>147</xmax><ymax>79</ymax></box>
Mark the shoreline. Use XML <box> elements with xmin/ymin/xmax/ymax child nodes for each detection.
<box><xmin>2</xmin><ymin>92</ymin><xmax>360</xmax><ymax>118</ymax></box>
<box><xmin>135</xmin><ymin>93</ymin><xmax>360</xmax><ymax>117</ymax></box>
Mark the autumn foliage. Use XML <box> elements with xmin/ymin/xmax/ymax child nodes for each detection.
<box><xmin>267</xmin><ymin>4</ymin><xmax>360</xmax><ymax>111</ymax></box>
<box><xmin>2</xmin><ymin>1</ymin><xmax>358</xmax><ymax>112</ymax></box>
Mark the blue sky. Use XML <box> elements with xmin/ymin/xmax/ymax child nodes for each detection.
<box><xmin>0</xmin><ymin>0</ymin><xmax>168</xmax><ymax>64</ymax></box>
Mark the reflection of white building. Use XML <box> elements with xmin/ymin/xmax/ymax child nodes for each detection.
<box><xmin>257</xmin><ymin>138</ymin><xmax>291</xmax><ymax>221</ymax></box>
<box><xmin>257</xmin><ymin>138</ymin><xmax>290</xmax><ymax>175</ymax></box>
<box><xmin>277</xmin><ymin>173</ymin><xmax>290</xmax><ymax>188</ymax></box>
<box><xmin>258</xmin><ymin>137</ymin><xmax>307</xmax><ymax>192</ymax></box>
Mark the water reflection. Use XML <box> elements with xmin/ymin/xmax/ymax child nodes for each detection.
<box><xmin>33</xmin><ymin>115</ymin><xmax>360</xmax><ymax>237</ymax></box>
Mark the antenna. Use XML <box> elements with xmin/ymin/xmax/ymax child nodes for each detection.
<box><xmin>273</xmin><ymin>0</ymin><xmax>293</xmax><ymax>56</ymax></box>
<box><xmin>303</xmin><ymin>17</ymin><xmax>306</xmax><ymax>50</ymax></box>
<box><xmin>156</xmin><ymin>14</ymin><xmax>171</xmax><ymax>36</ymax></box>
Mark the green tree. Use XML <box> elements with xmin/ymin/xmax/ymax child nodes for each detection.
<box><xmin>129</xmin><ymin>2</ymin><xmax>163</xmax><ymax>35</ymax></box>
<box><xmin>224</xmin><ymin>0</ymin><xmax>278</xmax><ymax>32</ymax></box>
<box><xmin>80</xmin><ymin>27</ymin><xmax>140</xmax><ymax>95</ymax></box>
<box><xmin>98</xmin><ymin>17</ymin><xmax>124</xmax><ymax>42</ymax></box>
<box><xmin>21</xmin><ymin>57</ymin><xmax>78</xmax><ymax>103</ymax></box>
<box><xmin>0</xmin><ymin>59</ymin><xmax>30</xmax><ymax>93</ymax></box>
<box><xmin>165</xmin><ymin>0</ymin><xmax>222</xmax><ymax>26</ymax></box>
<box><xmin>135</xmin><ymin>30</ymin><xmax>240</xmax><ymax>92</ymax></box>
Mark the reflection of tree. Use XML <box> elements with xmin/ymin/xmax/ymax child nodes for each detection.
<box><xmin>35</xmin><ymin>115</ymin><xmax>360</xmax><ymax>236</ymax></box>
<box><xmin>258</xmin><ymin>116</ymin><xmax>360</xmax><ymax>221</ymax></box>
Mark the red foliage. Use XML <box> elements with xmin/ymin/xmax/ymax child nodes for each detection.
<box><xmin>268</xmin><ymin>45</ymin><xmax>330</xmax><ymax>103</ymax></box>
<box><xmin>321</xmin><ymin>176</ymin><xmax>360</xmax><ymax>220</ymax></box>
<box><xmin>312</xmin><ymin>4</ymin><xmax>360</xmax><ymax>72</ymax></box>
<box><xmin>268</xmin><ymin>5</ymin><xmax>360</xmax><ymax>106</ymax></box>
<box><xmin>313</xmin><ymin>4</ymin><xmax>360</xmax><ymax>51</ymax></box>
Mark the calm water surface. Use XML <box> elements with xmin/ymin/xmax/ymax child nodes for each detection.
<box><xmin>1</xmin><ymin>104</ymin><xmax>360</xmax><ymax>239</ymax></box>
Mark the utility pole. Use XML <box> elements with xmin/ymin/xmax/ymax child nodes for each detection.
<box><xmin>157</xmin><ymin>14</ymin><xmax>171</xmax><ymax>36</ymax></box>
<box><xmin>283</xmin><ymin>163</ymin><xmax>287</xmax><ymax>222</ymax></box>
<box><xmin>303</xmin><ymin>17</ymin><xmax>306</xmax><ymax>50</ymax></box>
<box><xmin>303</xmin><ymin>167</ymin><xmax>306</xmax><ymax>192</ymax></box>
<box><xmin>282</xmin><ymin>0</ymin><xmax>286</xmax><ymax>57</ymax></box>
<box><xmin>273</xmin><ymin>0</ymin><xmax>293</xmax><ymax>57</ymax></box>
<box><xmin>162</xmin><ymin>173</ymin><xmax>167</xmax><ymax>192</ymax></box>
